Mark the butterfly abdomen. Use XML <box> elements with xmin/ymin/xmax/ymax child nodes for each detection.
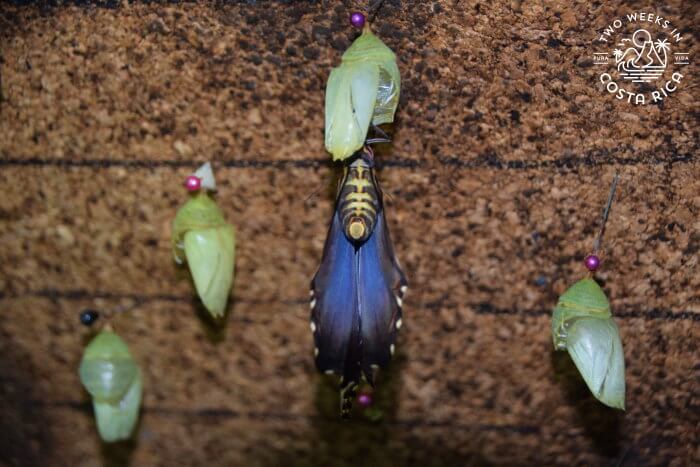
<box><xmin>339</xmin><ymin>159</ymin><xmax>380</xmax><ymax>244</ymax></box>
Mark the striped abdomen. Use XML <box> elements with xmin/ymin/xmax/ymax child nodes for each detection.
<box><xmin>338</xmin><ymin>159</ymin><xmax>380</xmax><ymax>244</ymax></box>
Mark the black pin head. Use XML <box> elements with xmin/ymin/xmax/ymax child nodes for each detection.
<box><xmin>79</xmin><ymin>309</ymin><xmax>100</xmax><ymax>326</ymax></box>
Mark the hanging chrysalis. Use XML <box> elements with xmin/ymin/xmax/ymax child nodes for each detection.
<box><xmin>79</xmin><ymin>330</ymin><xmax>143</xmax><ymax>442</ymax></box>
<box><xmin>310</xmin><ymin>146</ymin><xmax>407</xmax><ymax>417</ymax></box>
<box><xmin>552</xmin><ymin>175</ymin><xmax>626</xmax><ymax>410</ymax></box>
<box><xmin>172</xmin><ymin>162</ymin><xmax>236</xmax><ymax>318</ymax></box>
<box><xmin>324</xmin><ymin>21</ymin><xmax>400</xmax><ymax>161</ymax></box>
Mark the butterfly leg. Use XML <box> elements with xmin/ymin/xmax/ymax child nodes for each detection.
<box><xmin>340</xmin><ymin>380</ymin><xmax>358</xmax><ymax>419</ymax></box>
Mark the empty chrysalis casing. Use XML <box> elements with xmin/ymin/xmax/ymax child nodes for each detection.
<box><xmin>79</xmin><ymin>330</ymin><xmax>143</xmax><ymax>442</ymax></box>
<box><xmin>325</xmin><ymin>26</ymin><xmax>401</xmax><ymax>161</ymax></box>
<box><xmin>172</xmin><ymin>192</ymin><xmax>236</xmax><ymax>318</ymax></box>
<box><xmin>552</xmin><ymin>278</ymin><xmax>626</xmax><ymax>410</ymax></box>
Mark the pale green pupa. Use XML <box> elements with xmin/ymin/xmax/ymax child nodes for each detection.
<box><xmin>79</xmin><ymin>330</ymin><xmax>143</xmax><ymax>442</ymax></box>
<box><xmin>552</xmin><ymin>278</ymin><xmax>625</xmax><ymax>410</ymax></box>
<box><xmin>325</xmin><ymin>24</ymin><xmax>401</xmax><ymax>161</ymax></box>
<box><xmin>172</xmin><ymin>162</ymin><xmax>236</xmax><ymax>318</ymax></box>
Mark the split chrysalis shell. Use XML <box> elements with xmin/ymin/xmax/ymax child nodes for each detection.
<box><xmin>325</xmin><ymin>27</ymin><xmax>400</xmax><ymax>161</ymax></box>
<box><xmin>172</xmin><ymin>192</ymin><xmax>236</xmax><ymax>318</ymax></box>
<box><xmin>552</xmin><ymin>278</ymin><xmax>626</xmax><ymax>410</ymax></box>
<box><xmin>79</xmin><ymin>330</ymin><xmax>143</xmax><ymax>442</ymax></box>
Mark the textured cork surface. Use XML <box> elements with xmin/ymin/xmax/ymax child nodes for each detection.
<box><xmin>0</xmin><ymin>1</ymin><xmax>698</xmax><ymax>466</ymax></box>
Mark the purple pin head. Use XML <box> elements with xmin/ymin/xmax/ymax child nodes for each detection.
<box><xmin>350</xmin><ymin>12</ymin><xmax>366</xmax><ymax>29</ymax></box>
<box><xmin>584</xmin><ymin>254</ymin><xmax>600</xmax><ymax>272</ymax></box>
<box><xmin>357</xmin><ymin>391</ymin><xmax>373</xmax><ymax>407</ymax></box>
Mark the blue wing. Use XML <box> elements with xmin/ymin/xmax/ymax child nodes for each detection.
<box><xmin>310</xmin><ymin>210</ymin><xmax>362</xmax><ymax>389</ymax></box>
<box><xmin>357</xmin><ymin>207</ymin><xmax>407</xmax><ymax>384</ymax></box>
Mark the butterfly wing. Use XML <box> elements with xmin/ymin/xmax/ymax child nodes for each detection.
<box><xmin>310</xmin><ymin>210</ymin><xmax>361</xmax><ymax>383</ymax></box>
<box><xmin>357</xmin><ymin>204</ymin><xmax>407</xmax><ymax>384</ymax></box>
<box><xmin>376</xmin><ymin>194</ymin><xmax>407</xmax><ymax>295</ymax></box>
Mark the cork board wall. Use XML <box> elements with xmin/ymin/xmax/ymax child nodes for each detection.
<box><xmin>0</xmin><ymin>1</ymin><xmax>698</xmax><ymax>466</ymax></box>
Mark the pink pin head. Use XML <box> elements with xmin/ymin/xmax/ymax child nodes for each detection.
<box><xmin>184</xmin><ymin>175</ymin><xmax>201</xmax><ymax>192</ymax></box>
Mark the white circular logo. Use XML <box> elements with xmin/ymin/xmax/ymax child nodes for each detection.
<box><xmin>593</xmin><ymin>12</ymin><xmax>690</xmax><ymax>105</ymax></box>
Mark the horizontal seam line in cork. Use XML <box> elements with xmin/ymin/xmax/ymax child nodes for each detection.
<box><xmin>0</xmin><ymin>152</ymin><xmax>695</xmax><ymax>170</ymax></box>
<box><xmin>4</xmin><ymin>289</ymin><xmax>698</xmax><ymax>322</ymax></box>
<box><xmin>34</xmin><ymin>400</ymin><xmax>541</xmax><ymax>433</ymax></box>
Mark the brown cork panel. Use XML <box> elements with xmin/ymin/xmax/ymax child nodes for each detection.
<box><xmin>1</xmin><ymin>164</ymin><xmax>697</xmax><ymax>311</ymax></box>
<box><xmin>1</xmin><ymin>2</ymin><xmax>697</xmax><ymax>165</ymax></box>
<box><xmin>0</xmin><ymin>1</ymin><xmax>698</xmax><ymax>466</ymax></box>
<box><xmin>1</xmin><ymin>297</ymin><xmax>697</xmax><ymax>466</ymax></box>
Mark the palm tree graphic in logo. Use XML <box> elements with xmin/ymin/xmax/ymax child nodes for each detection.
<box><xmin>615</xmin><ymin>29</ymin><xmax>669</xmax><ymax>82</ymax></box>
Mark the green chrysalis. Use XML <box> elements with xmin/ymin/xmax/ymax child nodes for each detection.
<box><xmin>79</xmin><ymin>330</ymin><xmax>143</xmax><ymax>442</ymax></box>
<box><xmin>172</xmin><ymin>163</ymin><xmax>236</xmax><ymax>318</ymax></box>
<box><xmin>325</xmin><ymin>25</ymin><xmax>400</xmax><ymax>161</ymax></box>
<box><xmin>552</xmin><ymin>278</ymin><xmax>626</xmax><ymax>409</ymax></box>
<box><xmin>552</xmin><ymin>174</ymin><xmax>625</xmax><ymax>410</ymax></box>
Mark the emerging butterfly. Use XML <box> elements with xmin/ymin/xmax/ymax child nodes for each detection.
<box><xmin>310</xmin><ymin>145</ymin><xmax>407</xmax><ymax>417</ymax></box>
